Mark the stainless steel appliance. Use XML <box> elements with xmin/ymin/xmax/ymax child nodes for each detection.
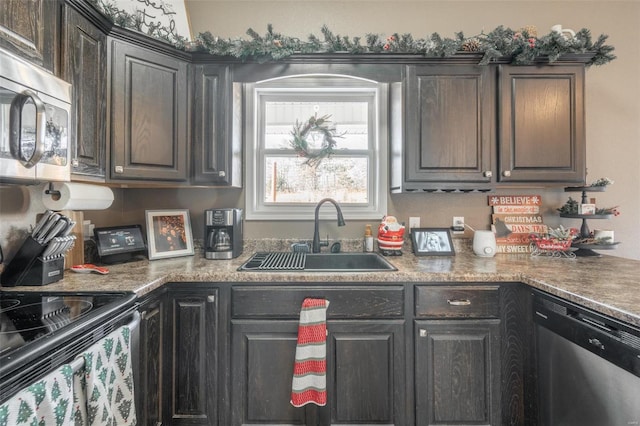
<box><xmin>533</xmin><ymin>290</ymin><xmax>640</xmax><ymax>425</ymax></box>
<box><xmin>0</xmin><ymin>291</ymin><xmax>138</xmax><ymax>404</ymax></box>
<box><xmin>205</xmin><ymin>208</ymin><xmax>243</xmax><ymax>259</ymax></box>
<box><xmin>0</xmin><ymin>46</ymin><xmax>71</xmax><ymax>184</ymax></box>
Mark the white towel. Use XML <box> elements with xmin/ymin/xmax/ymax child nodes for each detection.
<box><xmin>77</xmin><ymin>325</ymin><xmax>137</xmax><ymax>425</ymax></box>
<box><xmin>0</xmin><ymin>363</ymin><xmax>83</xmax><ymax>425</ymax></box>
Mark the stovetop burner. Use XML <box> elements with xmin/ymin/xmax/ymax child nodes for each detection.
<box><xmin>0</xmin><ymin>292</ymin><xmax>125</xmax><ymax>355</ymax></box>
<box><xmin>0</xmin><ymin>291</ymin><xmax>137</xmax><ymax>405</ymax></box>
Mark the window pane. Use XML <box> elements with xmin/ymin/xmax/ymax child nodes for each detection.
<box><xmin>264</xmin><ymin>156</ymin><xmax>369</xmax><ymax>204</ymax></box>
<box><xmin>264</xmin><ymin>101</ymin><xmax>369</xmax><ymax>150</ymax></box>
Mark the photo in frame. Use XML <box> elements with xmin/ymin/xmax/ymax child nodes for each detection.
<box><xmin>145</xmin><ymin>209</ymin><xmax>195</xmax><ymax>260</ymax></box>
<box><xmin>411</xmin><ymin>228</ymin><xmax>455</xmax><ymax>256</ymax></box>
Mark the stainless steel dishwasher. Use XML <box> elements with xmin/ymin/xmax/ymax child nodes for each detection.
<box><xmin>533</xmin><ymin>289</ymin><xmax>640</xmax><ymax>426</ymax></box>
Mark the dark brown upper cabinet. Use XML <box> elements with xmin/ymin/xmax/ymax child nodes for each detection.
<box><xmin>399</xmin><ymin>64</ymin><xmax>495</xmax><ymax>191</ymax></box>
<box><xmin>393</xmin><ymin>61</ymin><xmax>587</xmax><ymax>192</ymax></box>
<box><xmin>62</xmin><ymin>3</ymin><xmax>107</xmax><ymax>180</ymax></box>
<box><xmin>192</xmin><ymin>64</ymin><xmax>241</xmax><ymax>187</ymax></box>
<box><xmin>498</xmin><ymin>65</ymin><xmax>585</xmax><ymax>184</ymax></box>
<box><xmin>109</xmin><ymin>38</ymin><xmax>190</xmax><ymax>182</ymax></box>
<box><xmin>0</xmin><ymin>0</ymin><xmax>59</xmax><ymax>72</ymax></box>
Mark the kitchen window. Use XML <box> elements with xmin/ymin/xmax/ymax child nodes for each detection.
<box><xmin>245</xmin><ymin>75</ymin><xmax>388</xmax><ymax>220</ymax></box>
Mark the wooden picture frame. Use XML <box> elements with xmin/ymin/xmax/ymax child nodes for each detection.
<box><xmin>145</xmin><ymin>209</ymin><xmax>194</xmax><ymax>260</ymax></box>
<box><xmin>411</xmin><ymin>228</ymin><xmax>455</xmax><ymax>256</ymax></box>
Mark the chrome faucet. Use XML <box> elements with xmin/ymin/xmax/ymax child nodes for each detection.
<box><xmin>312</xmin><ymin>198</ymin><xmax>346</xmax><ymax>253</ymax></box>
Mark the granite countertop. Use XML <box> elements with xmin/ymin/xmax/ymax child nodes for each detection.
<box><xmin>3</xmin><ymin>239</ymin><xmax>640</xmax><ymax>327</ymax></box>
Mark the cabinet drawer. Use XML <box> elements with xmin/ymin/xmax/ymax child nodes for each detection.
<box><xmin>415</xmin><ymin>285</ymin><xmax>500</xmax><ymax>318</ymax></box>
<box><xmin>232</xmin><ymin>285</ymin><xmax>404</xmax><ymax>319</ymax></box>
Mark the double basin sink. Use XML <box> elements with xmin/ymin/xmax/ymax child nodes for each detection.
<box><xmin>238</xmin><ymin>251</ymin><xmax>397</xmax><ymax>272</ymax></box>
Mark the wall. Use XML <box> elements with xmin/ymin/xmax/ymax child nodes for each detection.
<box><xmin>181</xmin><ymin>0</ymin><xmax>639</xmax><ymax>259</ymax></box>
<box><xmin>1</xmin><ymin>1</ymin><xmax>638</xmax><ymax>261</ymax></box>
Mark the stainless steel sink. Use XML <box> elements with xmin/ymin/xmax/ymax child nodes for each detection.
<box><xmin>238</xmin><ymin>252</ymin><xmax>397</xmax><ymax>272</ymax></box>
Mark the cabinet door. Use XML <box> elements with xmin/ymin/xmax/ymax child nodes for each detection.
<box><xmin>404</xmin><ymin>65</ymin><xmax>494</xmax><ymax>189</ymax></box>
<box><xmin>230</xmin><ymin>320</ymin><xmax>405</xmax><ymax>426</ymax></box>
<box><xmin>170</xmin><ymin>292</ymin><xmax>218</xmax><ymax>425</ymax></box>
<box><xmin>0</xmin><ymin>0</ymin><xmax>58</xmax><ymax>71</ymax></box>
<box><xmin>499</xmin><ymin>65</ymin><xmax>585</xmax><ymax>183</ymax></box>
<box><xmin>109</xmin><ymin>39</ymin><xmax>189</xmax><ymax>181</ymax></box>
<box><xmin>328</xmin><ymin>320</ymin><xmax>406</xmax><ymax>426</ymax></box>
<box><xmin>192</xmin><ymin>64</ymin><xmax>240</xmax><ymax>186</ymax></box>
<box><xmin>62</xmin><ymin>4</ymin><xmax>107</xmax><ymax>179</ymax></box>
<box><xmin>415</xmin><ymin>319</ymin><xmax>501</xmax><ymax>426</ymax></box>
<box><xmin>230</xmin><ymin>320</ymin><xmax>304</xmax><ymax>426</ymax></box>
<box><xmin>138</xmin><ymin>295</ymin><xmax>165</xmax><ymax>426</ymax></box>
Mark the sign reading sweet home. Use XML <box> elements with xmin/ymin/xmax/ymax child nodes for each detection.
<box><xmin>112</xmin><ymin>0</ymin><xmax>192</xmax><ymax>39</ymax></box>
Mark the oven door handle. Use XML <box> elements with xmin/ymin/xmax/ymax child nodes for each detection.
<box><xmin>127</xmin><ymin>310</ymin><xmax>141</xmax><ymax>332</ymax></box>
<box><xmin>69</xmin><ymin>310</ymin><xmax>141</xmax><ymax>374</ymax></box>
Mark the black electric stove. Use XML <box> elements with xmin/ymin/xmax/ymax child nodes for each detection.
<box><xmin>0</xmin><ymin>291</ymin><xmax>137</xmax><ymax>403</ymax></box>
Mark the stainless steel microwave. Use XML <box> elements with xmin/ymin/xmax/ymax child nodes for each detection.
<box><xmin>0</xmin><ymin>47</ymin><xmax>72</xmax><ymax>184</ymax></box>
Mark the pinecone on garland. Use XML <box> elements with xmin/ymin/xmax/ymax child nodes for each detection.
<box><xmin>520</xmin><ymin>25</ymin><xmax>538</xmax><ymax>37</ymax></box>
<box><xmin>462</xmin><ymin>38</ymin><xmax>481</xmax><ymax>52</ymax></box>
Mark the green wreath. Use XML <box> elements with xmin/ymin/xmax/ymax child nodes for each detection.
<box><xmin>290</xmin><ymin>114</ymin><xmax>344</xmax><ymax>167</ymax></box>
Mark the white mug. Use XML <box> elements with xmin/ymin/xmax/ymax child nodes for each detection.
<box><xmin>473</xmin><ymin>230</ymin><xmax>497</xmax><ymax>257</ymax></box>
<box><xmin>551</xmin><ymin>24</ymin><xmax>575</xmax><ymax>39</ymax></box>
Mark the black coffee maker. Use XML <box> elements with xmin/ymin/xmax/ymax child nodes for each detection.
<box><xmin>204</xmin><ymin>209</ymin><xmax>243</xmax><ymax>259</ymax></box>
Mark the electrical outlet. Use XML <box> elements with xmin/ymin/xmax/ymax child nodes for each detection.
<box><xmin>409</xmin><ymin>217</ymin><xmax>421</xmax><ymax>230</ymax></box>
<box><xmin>452</xmin><ymin>216</ymin><xmax>465</xmax><ymax>234</ymax></box>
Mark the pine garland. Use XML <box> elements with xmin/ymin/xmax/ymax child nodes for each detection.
<box><xmin>87</xmin><ymin>0</ymin><xmax>615</xmax><ymax>66</ymax></box>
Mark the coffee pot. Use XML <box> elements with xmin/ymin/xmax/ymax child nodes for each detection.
<box><xmin>204</xmin><ymin>208</ymin><xmax>243</xmax><ymax>259</ymax></box>
<box><xmin>212</xmin><ymin>229</ymin><xmax>231</xmax><ymax>251</ymax></box>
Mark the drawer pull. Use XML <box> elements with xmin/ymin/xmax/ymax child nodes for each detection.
<box><xmin>588</xmin><ymin>337</ymin><xmax>605</xmax><ymax>350</ymax></box>
<box><xmin>447</xmin><ymin>299</ymin><xmax>471</xmax><ymax>306</ymax></box>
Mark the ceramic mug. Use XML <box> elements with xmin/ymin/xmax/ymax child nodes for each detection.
<box><xmin>551</xmin><ymin>24</ymin><xmax>575</xmax><ymax>39</ymax></box>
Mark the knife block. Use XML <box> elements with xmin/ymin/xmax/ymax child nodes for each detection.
<box><xmin>0</xmin><ymin>236</ymin><xmax>64</xmax><ymax>286</ymax></box>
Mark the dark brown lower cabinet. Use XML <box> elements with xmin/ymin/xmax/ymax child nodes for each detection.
<box><xmin>230</xmin><ymin>319</ymin><xmax>405</xmax><ymax>426</ymax></box>
<box><xmin>137</xmin><ymin>292</ymin><xmax>165</xmax><ymax>426</ymax></box>
<box><xmin>328</xmin><ymin>321</ymin><xmax>405</xmax><ymax>425</ymax></box>
<box><xmin>415</xmin><ymin>319</ymin><xmax>501</xmax><ymax>426</ymax></box>
<box><xmin>230</xmin><ymin>320</ymin><xmax>303</xmax><ymax>425</ymax></box>
<box><xmin>139</xmin><ymin>283</ymin><xmax>528</xmax><ymax>426</ymax></box>
<box><xmin>169</xmin><ymin>290</ymin><xmax>219</xmax><ymax>425</ymax></box>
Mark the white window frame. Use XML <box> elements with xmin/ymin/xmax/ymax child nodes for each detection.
<box><xmin>244</xmin><ymin>74</ymin><xmax>388</xmax><ymax>221</ymax></box>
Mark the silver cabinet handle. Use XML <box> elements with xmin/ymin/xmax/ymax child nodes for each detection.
<box><xmin>115</xmin><ymin>165</ymin><xmax>124</xmax><ymax>173</ymax></box>
<box><xmin>483</xmin><ymin>171</ymin><xmax>493</xmax><ymax>178</ymax></box>
<box><xmin>207</xmin><ymin>295</ymin><xmax>216</xmax><ymax>303</ymax></box>
<box><xmin>447</xmin><ymin>299</ymin><xmax>471</xmax><ymax>306</ymax></box>
<box><xmin>502</xmin><ymin>170</ymin><xmax>512</xmax><ymax>177</ymax></box>
<box><xmin>419</xmin><ymin>329</ymin><xmax>427</xmax><ymax>337</ymax></box>
<box><xmin>141</xmin><ymin>306</ymin><xmax>160</xmax><ymax>320</ymax></box>
<box><xmin>588</xmin><ymin>338</ymin><xmax>605</xmax><ymax>350</ymax></box>
<box><xmin>218</xmin><ymin>170</ymin><xmax>226</xmax><ymax>177</ymax></box>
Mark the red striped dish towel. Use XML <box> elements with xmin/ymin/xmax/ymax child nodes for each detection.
<box><xmin>291</xmin><ymin>298</ymin><xmax>330</xmax><ymax>407</ymax></box>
